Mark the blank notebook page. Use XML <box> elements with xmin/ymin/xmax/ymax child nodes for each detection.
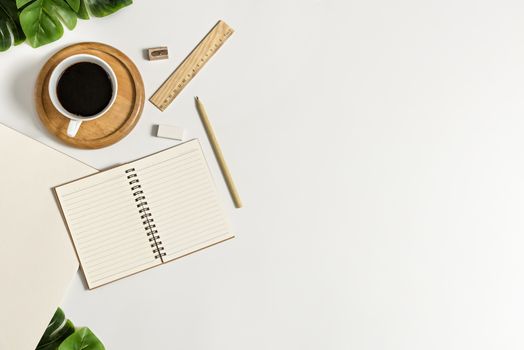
<box><xmin>55</xmin><ymin>140</ymin><xmax>233</xmax><ymax>289</ymax></box>
<box><xmin>136</xmin><ymin>142</ymin><xmax>232</xmax><ymax>262</ymax></box>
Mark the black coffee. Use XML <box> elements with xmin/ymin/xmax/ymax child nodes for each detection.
<box><xmin>57</xmin><ymin>62</ymin><xmax>113</xmax><ymax>117</ymax></box>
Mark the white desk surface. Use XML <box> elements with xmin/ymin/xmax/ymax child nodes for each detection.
<box><xmin>2</xmin><ymin>0</ymin><xmax>524</xmax><ymax>349</ymax></box>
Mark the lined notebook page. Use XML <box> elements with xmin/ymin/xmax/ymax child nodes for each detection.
<box><xmin>133</xmin><ymin>140</ymin><xmax>232</xmax><ymax>262</ymax></box>
<box><xmin>56</xmin><ymin>167</ymin><xmax>161</xmax><ymax>289</ymax></box>
<box><xmin>55</xmin><ymin>139</ymin><xmax>232</xmax><ymax>289</ymax></box>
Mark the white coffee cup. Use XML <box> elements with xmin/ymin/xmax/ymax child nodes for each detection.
<box><xmin>48</xmin><ymin>54</ymin><xmax>118</xmax><ymax>137</ymax></box>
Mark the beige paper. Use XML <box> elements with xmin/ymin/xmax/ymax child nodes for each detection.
<box><xmin>0</xmin><ymin>124</ymin><xmax>96</xmax><ymax>350</ymax></box>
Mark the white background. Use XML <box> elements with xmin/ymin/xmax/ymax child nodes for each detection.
<box><xmin>1</xmin><ymin>0</ymin><xmax>524</xmax><ymax>349</ymax></box>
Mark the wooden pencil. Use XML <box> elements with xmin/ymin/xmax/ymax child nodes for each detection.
<box><xmin>195</xmin><ymin>96</ymin><xmax>243</xmax><ymax>208</ymax></box>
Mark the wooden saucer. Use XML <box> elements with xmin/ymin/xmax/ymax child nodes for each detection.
<box><xmin>35</xmin><ymin>42</ymin><xmax>145</xmax><ymax>149</ymax></box>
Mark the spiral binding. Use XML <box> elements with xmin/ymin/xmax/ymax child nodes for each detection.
<box><xmin>126</xmin><ymin>168</ymin><xmax>166</xmax><ymax>260</ymax></box>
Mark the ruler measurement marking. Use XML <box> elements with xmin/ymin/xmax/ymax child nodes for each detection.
<box><xmin>150</xmin><ymin>21</ymin><xmax>234</xmax><ymax>111</ymax></box>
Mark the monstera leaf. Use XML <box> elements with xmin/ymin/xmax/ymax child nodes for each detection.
<box><xmin>36</xmin><ymin>308</ymin><xmax>105</xmax><ymax>350</ymax></box>
<box><xmin>0</xmin><ymin>0</ymin><xmax>25</xmax><ymax>51</ymax></box>
<box><xmin>58</xmin><ymin>328</ymin><xmax>105</xmax><ymax>350</ymax></box>
<box><xmin>16</xmin><ymin>0</ymin><xmax>131</xmax><ymax>48</ymax></box>
<box><xmin>83</xmin><ymin>0</ymin><xmax>132</xmax><ymax>18</ymax></box>
<box><xmin>36</xmin><ymin>308</ymin><xmax>76</xmax><ymax>350</ymax></box>
<box><xmin>76</xmin><ymin>0</ymin><xmax>88</xmax><ymax>19</ymax></box>
<box><xmin>17</xmin><ymin>0</ymin><xmax>78</xmax><ymax>47</ymax></box>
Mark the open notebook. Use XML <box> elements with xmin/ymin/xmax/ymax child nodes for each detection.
<box><xmin>55</xmin><ymin>140</ymin><xmax>233</xmax><ymax>289</ymax></box>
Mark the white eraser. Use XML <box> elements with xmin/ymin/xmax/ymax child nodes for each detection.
<box><xmin>156</xmin><ymin>125</ymin><xmax>186</xmax><ymax>141</ymax></box>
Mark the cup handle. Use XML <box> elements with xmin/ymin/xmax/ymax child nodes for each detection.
<box><xmin>67</xmin><ymin>120</ymin><xmax>82</xmax><ymax>138</ymax></box>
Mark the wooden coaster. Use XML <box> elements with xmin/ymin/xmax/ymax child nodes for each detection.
<box><xmin>35</xmin><ymin>42</ymin><xmax>145</xmax><ymax>149</ymax></box>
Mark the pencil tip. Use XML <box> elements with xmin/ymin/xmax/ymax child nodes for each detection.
<box><xmin>195</xmin><ymin>96</ymin><xmax>199</xmax><ymax>101</ymax></box>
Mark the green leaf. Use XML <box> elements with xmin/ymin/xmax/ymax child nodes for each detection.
<box><xmin>36</xmin><ymin>308</ymin><xmax>75</xmax><ymax>350</ymax></box>
<box><xmin>3</xmin><ymin>0</ymin><xmax>132</xmax><ymax>51</ymax></box>
<box><xmin>76</xmin><ymin>0</ymin><xmax>88</xmax><ymax>19</ymax></box>
<box><xmin>83</xmin><ymin>0</ymin><xmax>131</xmax><ymax>18</ymax></box>
<box><xmin>0</xmin><ymin>0</ymin><xmax>25</xmax><ymax>51</ymax></box>
<box><xmin>18</xmin><ymin>0</ymin><xmax>78</xmax><ymax>47</ymax></box>
<box><xmin>39</xmin><ymin>308</ymin><xmax>66</xmax><ymax>343</ymax></box>
<box><xmin>58</xmin><ymin>328</ymin><xmax>105</xmax><ymax>350</ymax></box>
<box><xmin>36</xmin><ymin>321</ymin><xmax>75</xmax><ymax>350</ymax></box>
<box><xmin>16</xmin><ymin>0</ymin><xmax>32</xmax><ymax>8</ymax></box>
<box><xmin>65</xmin><ymin>0</ymin><xmax>79</xmax><ymax>12</ymax></box>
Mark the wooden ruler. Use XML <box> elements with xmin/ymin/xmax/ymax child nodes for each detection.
<box><xmin>150</xmin><ymin>20</ymin><xmax>234</xmax><ymax>111</ymax></box>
